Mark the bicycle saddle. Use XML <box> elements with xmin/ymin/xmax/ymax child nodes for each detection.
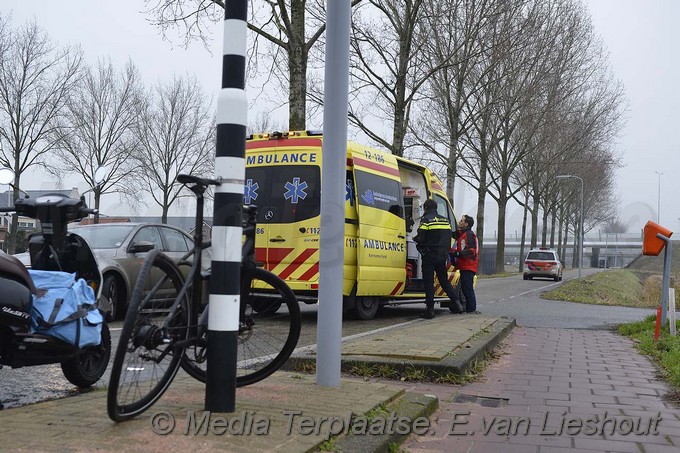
<box><xmin>177</xmin><ymin>174</ymin><xmax>221</xmax><ymax>188</ymax></box>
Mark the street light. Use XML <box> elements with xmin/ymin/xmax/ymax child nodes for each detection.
<box><xmin>556</xmin><ymin>174</ymin><xmax>584</xmax><ymax>279</ymax></box>
<box><xmin>655</xmin><ymin>171</ymin><xmax>663</xmax><ymax>223</ymax></box>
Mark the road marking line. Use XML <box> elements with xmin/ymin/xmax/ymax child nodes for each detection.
<box><xmin>292</xmin><ymin>319</ymin><xmax>422</xmax><ymax>355</ymax></box>
<box><xmin>515</xmin><ymin>281</ymin><xmax>561</xmax><ymax>297</ymax></box>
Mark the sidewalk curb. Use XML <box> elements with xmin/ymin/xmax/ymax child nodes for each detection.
<box><xmin>284</xmin><ymin>317</ymin><xmax>516</xmax><ymax>379</ymax></box>
<box><xmin>443</xmin><ymin>316</ymin><xmax>516</xmax><ymax>373</ymax></box>
<box><xmin>334</xmin><ymin>391</ymin><xmax>439</xmax><ymax>453</ymax></box>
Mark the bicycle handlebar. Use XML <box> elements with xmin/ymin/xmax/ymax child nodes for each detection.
<box><xmin>0</xmin><ymin>201</ymin><xmax>95</xmax><ymax>218</ymax></box>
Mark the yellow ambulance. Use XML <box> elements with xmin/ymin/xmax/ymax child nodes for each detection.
<box><xmin>244</xmin><ymin>130</ymin><xmax>461</xmax><ymax>319</ymax></box>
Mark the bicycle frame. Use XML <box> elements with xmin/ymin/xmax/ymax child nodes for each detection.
<box><xmin>157</xmin><ymin>182</ymin><xmax>259</xmax><ymax>342</ymax></box>
<box><xmin>108</xmin><ymin>174</ymin><xmax>302</xmax><ymax>422</ymax></box>
<box><xmin>155</xmin><ymin>184</ymin><xmax>211</xmax><ymax>341</ymax></box>
<box><xmin>194</xmin><ymin>206</ymin><xmax>259</xmax><ymax>337</ymax></box>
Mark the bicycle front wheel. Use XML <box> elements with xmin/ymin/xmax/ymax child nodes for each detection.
<box><xmin>181</xmin><ymin>266</ymin><xmax>301</xmax><ymax>387</ymax></box>
<box><xmin>107</xmin><ymin>250</ymin><xmax>191</xmax><ymax>421</ymax></box>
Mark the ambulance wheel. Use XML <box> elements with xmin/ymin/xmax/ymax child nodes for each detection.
<box><xmin>250</xmin><ymin>298</ymin><xmax>282</xmax><ymax>314</ymax></box>
<box><xmin>61</xmin><ymin>323</ymin><xmax>111</xmax><ymax>388</ymax></box>
<box><xmin>354</xmin><ymin>297</ymin><xmax>379</xmax><ymax>320</ymax></box>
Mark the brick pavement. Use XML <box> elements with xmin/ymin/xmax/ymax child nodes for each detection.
<box><xmin>400</xmin><ymin>327</ymin><xmax>680</xmax><ymax>453</ymax></box>
<box><xmin>5</xmin><ymin>316</ymin><xmax>675</xmax><ymax>452</ymax></box>
<box><xmin>0</xmin><ymin>372</ymin><xmax>408</xmax><ymax>453</ymax></box>
<box><xmin>0</xmin><ymin>314</ymin><xmax>514</xmax><ymax>453</ymax></box>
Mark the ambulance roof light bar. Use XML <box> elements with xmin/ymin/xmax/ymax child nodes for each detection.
<box><xmin>246</xmin><ymin>130</ymin><xmax>320</xmax><ymax>140</ymax></box>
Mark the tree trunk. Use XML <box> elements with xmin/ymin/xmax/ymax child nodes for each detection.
<box><xmin>561</xmin><ymin>213</ymin><xmax>569</xmax><ymax>266</ymax></box>
<box><xmin>549</xmin><ymin>210</ymin><xmax>556</xmax><ymax>249</ymax></box>
<box><xmin>556</xmin><ymin>207</ymin><xmax>564</xmax><ymax>260</ymax></box>
<box><xmin>541</xmin><ymin>208</ymin><xmax>549</xmax><ymax>247</ymax></box>
<box><xmin>288</xmin><ymin>1</ymin><xmax>308</xmax><ymax>131</ymax></box>
<box><xmin>392</xmin><ymin>105</ymin><xmax>406</xmax><ymax>157</ymax></box>
<box><xmin>519</xmin><ymin>191</ymin><xmax>529</xmax><ymax>273</ymax></box>
<box><xmin>571</xmin><ymin>218</ymin><xmax>578</xmax><ymax>268</ymax></box>
<box><xmin>495</xmin><ymin>191</ymin><xmax>508</xmax><ymax>274</ymax></box>
<box><xmin>476</xmin><ymin>165</ymin><xmax>488</xmax><ymax>260</ymax></box>
<box><xmin>162</xmin><ymin>191</ymin><xmax>170</xmax><ymax>224</ymax></box>
<box><xmin>530</xmin><ymin>189</ymin><xmax>539</xmax><ymax>249</ymax></box>
<box><xmin>94</xmin><ymin>190</ymin><xmax>101</xmax><ymax>224</ymax></box>
<box><xmin>446</xmin><ymin>135</ymin><xmax>458</xmax><ymax>203</ymax></box>
<box><xmin>391</xmin><ymin>33</ymin><xmax>409</xmax><ymax>157</ymax></box>
<box><xmin>7</xmin><ymin>182</ymin><xmax>21</xmax><ymax>254</ymax></box>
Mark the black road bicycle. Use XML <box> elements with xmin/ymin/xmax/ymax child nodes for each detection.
<box><xmin>107</xmin><ymin>174</ymin><xmax>301</xmax><ymax>421</ymax></box>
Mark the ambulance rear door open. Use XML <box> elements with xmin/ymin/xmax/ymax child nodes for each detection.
<box><xmin>350</xmin><ymin>149</ymin><xmax>406</xmax><ymax>296</ymax></box>
<box><xmin>399</xmin><ymin>165</ymin><xmax>430</xmax><ymax>287</ymax></box>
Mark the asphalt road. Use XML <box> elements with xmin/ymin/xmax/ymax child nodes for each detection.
<box><xmin>0</xmin><ymin>267</ymin><xmax>655</xmax><ymax>409</ymax></box>
<box><xmin>475</xmin><ymin>267</ymin><xmax>655</xmax><ymax>328</ymax></box>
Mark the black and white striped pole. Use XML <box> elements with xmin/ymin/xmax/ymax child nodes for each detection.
<box><xmin>206</xmin><ymin>0</ymin><xmax>247</xmax><ymax>412</ymax></box>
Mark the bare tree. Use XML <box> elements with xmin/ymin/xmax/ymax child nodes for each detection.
<box><xmin>133</xmin><ymin>74</ymin><xmax>215</xmax><ymax>223</ymax></box>
<box><xmin>452</xmin><ymin>0</ymin><xmax>625</xmax><ymax>272</ymax></box>
<box><xmin>0</xmin><ymin>17</ymin><xmax>82</xmax><ymax>253</ymax></box>
<box><xmin>143</xmin><ymin>0</ymin><xmax>362</xmax><ymax>130</ymax></box>
<box><xmin>452</xmin><ymin>0</ymin><xmax>529</xmax><ymax>258</ymax></box>
<box><xmin>408</xmin><ymin>0</ymin><xmax>505</xmax><ymax>202</ymax></box>
<box><xmin>341</xmin><ymin>0</ymin><xmax>435</xmax><ymax>157</ymax></box>
<box><xmin>49</xmin><ymin>59</ymin><xmax>144</xmax><ymax>222</ymax></box>
<box><xmin>602</xmin><ymin>217</ymin><xmax>629</xmax><ymax>234</ymax></box>
<box><xmin>247</xmin><ymin>111</ymin><xmax>284</xmax><ymax>136</ymax></box>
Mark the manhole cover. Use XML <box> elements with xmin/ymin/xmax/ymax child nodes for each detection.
<box><xmin>453</xmin><ymin>394</ymin><xmax>509</xmax><ymax>407</ymax></box>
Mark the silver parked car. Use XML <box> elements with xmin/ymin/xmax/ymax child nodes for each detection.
<box><xmin>66</xmin><ymin>223</ymin><xmax>199</xmax><ymax>320</ymax></box>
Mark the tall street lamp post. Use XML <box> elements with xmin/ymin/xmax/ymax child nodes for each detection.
<box><xmin>556</xmin><ymin>175</ymin><xmax>584</xmax><ymax>279</ymax></box>
<box><xmin>655</xmin><ymin>171</ymin><xmax>663</xmax><ymax>223</ymax></box>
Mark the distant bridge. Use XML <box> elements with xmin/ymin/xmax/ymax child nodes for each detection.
<box><xmin>479</xmin><ymin>233</ymin><xmax>644</xmax><ymax>274</ymax></box>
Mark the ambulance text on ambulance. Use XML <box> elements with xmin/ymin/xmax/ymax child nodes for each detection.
<box><xmin>247</xmin><ymin>152</ymin><xmax>317</xmax><ymax>165</ymax></box>
<box><xmin>363</xmin><ymin>239</ymin><xmax>405</xmax><ymax>252</ymax></box>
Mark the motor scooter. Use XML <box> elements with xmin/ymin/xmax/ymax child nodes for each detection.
<box><xmin>0</xmin><ymin>168</ymin><xmax>111</xmax><ymax>405</ymax></box>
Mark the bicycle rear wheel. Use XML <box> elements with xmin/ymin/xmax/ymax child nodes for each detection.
<box><xmin>181</xmin><ymin>266</ymin><xmax>301</xmax><ymax>387</ymax></box>
<box><xmin>107</xmin><ymin>250</ymin><xmax>191</xmax><ymax>421</ymax></box>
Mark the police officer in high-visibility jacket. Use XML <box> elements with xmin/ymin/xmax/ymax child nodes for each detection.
<box><xmin>413</xmin><ymin>199</ymin><xmax>464</xmax><ymax>319</ymax></box>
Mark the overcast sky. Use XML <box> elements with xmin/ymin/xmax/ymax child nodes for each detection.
<box><xmin>4</xmin><ymin>0</ymin><xmax>679</xmax><ymax>233</ymax></box>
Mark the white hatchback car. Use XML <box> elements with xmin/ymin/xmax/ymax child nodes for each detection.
<box><xmin>523</xmin><ymin>248</ymin><xmax>563</xmax><ymax>281</ymax></box>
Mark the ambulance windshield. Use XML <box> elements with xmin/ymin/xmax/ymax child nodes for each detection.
<box><xmin>244</xmin><ymin>165</ymin><xmax>321</xmax><ymax>224</ymax></box>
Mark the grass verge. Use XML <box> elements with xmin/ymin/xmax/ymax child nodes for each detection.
<box><xmin>542</xmin><ymin>268</ymin><xmax>650</xmax><ymax>307</ymax></box>
<box><xmin>345</xmin><ymin>348</ymin><xmax>499</xmax><ymax>385</ymax></box>
<box><xmin>618</xmin><ymin>315</ymin><xmax>680</xmax><ymax>391</ymax></box>
<box><xmin>477</xmin><ymin>271</ymin><xmax>521</xmax><ymax>279</ymax></box>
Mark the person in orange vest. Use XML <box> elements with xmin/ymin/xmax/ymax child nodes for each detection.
<box><xmin>450</xmin><ymin>214</ymin><xmax>479</xmax><ymax>313</ymax></box>
<box><xmin>414</xmin><ymin>199</ymin><xmax>464</xmax><ymax>319</ymax></box>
